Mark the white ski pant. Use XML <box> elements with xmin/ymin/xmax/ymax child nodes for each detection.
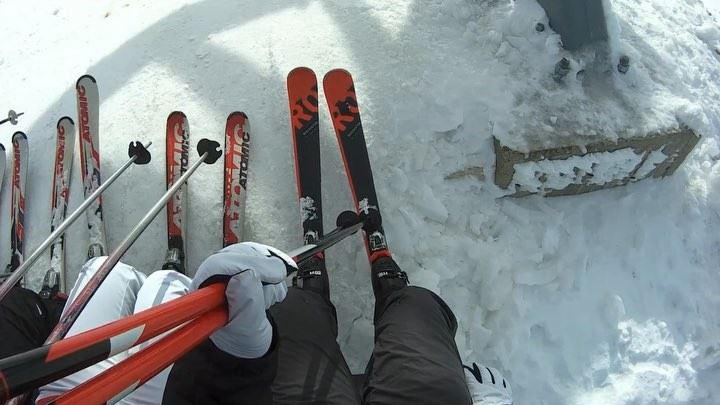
<box><xmin>37</xmin><ymin>257</ymin><xmax>191</xmax><ymax>405</ymax></box>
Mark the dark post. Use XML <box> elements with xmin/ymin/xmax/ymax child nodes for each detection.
<box><xmin>536</xmin><ymin>0</ymin><xmax>609</xmax><ymax>51</ymax></box>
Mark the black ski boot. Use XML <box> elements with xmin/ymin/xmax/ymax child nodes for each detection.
<box><xmin>370</xmin><ymin>256</ymin><xmax>409</xmax><ymax>302</ymax></box>
<box><xmin>293</xmin><ymin>254</ymin><xmax>330</xmax><ymax>301</ymax></box>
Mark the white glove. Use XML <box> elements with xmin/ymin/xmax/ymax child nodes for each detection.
<box><xmin>192</xmin><ymin>242</ymin><xmax>296</xmax><ymax>358</ymax></box>
<box><xmin>464</xmin><ymin>363</ymin><xmax>513</xmax><ymax>405</ymax></box>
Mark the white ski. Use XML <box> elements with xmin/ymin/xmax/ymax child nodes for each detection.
<box><xmin>7</xmin><ymin>132</ymin><xmax>28</xmax><ymax>276</ymax></box>
<box><xmin>76</xmin><ymin>75</ymin><xmax>107</xmax><ymax>258</ymax></box>
<box><xmin>41</xmin><ymin>117</ymin><xmax>76</xmax><ymax>295</ymax></box>
<box><xmin>0</xmin><ymin>143</ymin><xmax>5</xmax><ymax>195</ymax></box>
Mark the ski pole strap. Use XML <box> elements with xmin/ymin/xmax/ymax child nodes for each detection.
<box><xmin>0</xmin><ymin>284</ymin><xmax>226</xmax><ymax>402</ymax></box>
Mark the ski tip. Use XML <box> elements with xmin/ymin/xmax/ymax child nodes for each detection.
<box><xmin>288</xmin><ymin>66</ymin><xmax>316</xmax><ymax>79</ymax></box>
<box><xmin>167</xmin><ymin>111</ymin><xmax>187</xmax><ymax>119</ymax></box>
<box><xmin>322</xmin><ymin>69</ymin><xmax>355</xmax><ymax>98</ymax></box>
<box><xmin>0</xmin><ymin>143</ymin><xmax>4</xmax><ymax>151</ymax></box>
<box><xmin>57</xmin><ymin>116</ymin><xmax>75</xmax><ymax>127</ymax></box>
<box><xmin>76</xmin><ymin>74</ymin><xmax>97</xmax><ymax>88</ymax></box>
<box><xmin>227</xmin><ymin>111</ymin><xmax>248</xmax><ymax>120</ymax></box>
<box><xmin>197</xmin><ymin>138</ymin><xmax>222</xmax><ymax>164</ymax></box>
<box><xmin>323</xmin><ymin>68</ymin><xmax>352</xmax><ymax>82</ymax></box>
<box><xmin>12</xmin><ymin>131</ymin><xmax>27</xmax><ymax>142</ymax></box>
<box><xmin>167</xmin><ymin>112</ymin><xmax>188</xmax><ymax>136</ymax></box>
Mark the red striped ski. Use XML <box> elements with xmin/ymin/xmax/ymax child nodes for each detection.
<box><xmin>223</xmin><ymin>112</ymin><xmax>250</xmax><ymax>247</ymax></box>
<box><xmin>41</xmin><ymin>118</ymin><xmax>76</xmax><ymax>296</ymax></box>
<box><xmin>76</xmin><ymin>75</ymin><xmax>107</xmax><ymax>259</ymax></box>
<box><xmin>163</xmin><ymin>112</ymin><xmax>190</xmax><ymax>274</ymax></box>
<box><xmin>7</xmin><ymin>132</ymin><xmax>28</xmax><ymax>275</ymax></box>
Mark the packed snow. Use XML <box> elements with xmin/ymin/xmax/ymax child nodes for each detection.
<box><xmin>512</xmin><ymin>148</ymin><xmax>645</xmax><ymax>194</ymax></box>
<box><xmin>1</xmin><ymin>0</ymin><xmax>720</xmax><ymax>403</ymax></box>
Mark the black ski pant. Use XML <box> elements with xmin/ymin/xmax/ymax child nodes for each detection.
<box><xmin>0</xmin><ymin>287</ymin><xmax>66</xmax><ymax>404</ymax></box>
<box><xmin>268</xmin><ymin>286</ymin><xmax>472</xmax><ymax>404</ymax></box>
<box><xmin>0</xmin><ymin>287</ymin><xmax>66</xmax><ymax>360</ymax></box>
<box><xmin>0</xmin><ymin>286</ymin><xmax>472</xmax><ymax>404</ymax></box>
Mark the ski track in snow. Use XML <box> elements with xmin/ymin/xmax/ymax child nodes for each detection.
<box><xmin>1</xmin><ymin>0</ymin><xmax>720</xmax><ymax>403</ymax></box>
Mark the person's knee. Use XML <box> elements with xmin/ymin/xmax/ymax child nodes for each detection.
<box><xmin>269</xmin><ymin>287</ymin><xmax>339</xmax><ymax>334</ymax></box>
<box><xmin>134</xmin><ymin>270</ymin><xmax>191</xmax><ymax>312</ymax></box>
<box><xmin>143</xmin><ymin>270</ymin><xmax>192</xmax><ymax>289</ymax></box>
<box><xmin>376</xmin><ymin>286</ymin><xmax>458</xmax><ymax>333</ymax></box>
<box><xmin>67</xmin><ymin>258</ymin><xmax>146</xmax><ymax>304</ymax></box>
<box><xmin>380</xmin><ymin>286</ymin><xmax>448</xmax><ymax>311</ymax></box>
<box><xmin>77</xmin><ymin>257</ymin><xmax>145</xmax><ymax>284</ymax></box>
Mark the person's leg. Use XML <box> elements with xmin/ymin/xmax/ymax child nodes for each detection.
<box><xmin>269</xmin><ymin>256</ymin><xmax>361</xmax><ymax>405</ymax></box>
<box><xmin>363</xmin><ymin>257</ymin><xmax>472</xmax><ymax>405</ymax></box>
<box><xmin>58</xmin><ymin>257</ymin><xmax>147</xmax><ymax>336</ymax></box>
<box><xmin>37</xmin><ymin>257</ymin><xmax>146</xmax><ymax>401</ymax></box>
<box><xmin>123</xmin><ymin>270</ymin><xmax>192</xmax><ymax>405</ymax></box>
<box><xmin>0</xmin><ymin>287</ymin><xmax>66</xmax><ymax>359</ymax></box>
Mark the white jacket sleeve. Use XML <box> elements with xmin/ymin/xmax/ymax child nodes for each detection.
<box><xmin>464</xmin><ymin>362</ymin><xmax>513</xmax><ymax>405</ymax></box>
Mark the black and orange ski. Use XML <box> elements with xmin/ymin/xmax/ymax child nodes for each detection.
<box><xmin>323</xmin><ymin>69</ymin><xmax>391</xmax><ymax>264</ymax></box>
<box><xmin>287</xmin><ymin>67</ymin><xmax>324</xmax><ymax>248</ymax></box>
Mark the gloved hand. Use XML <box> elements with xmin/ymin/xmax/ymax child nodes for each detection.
<box><xmin>192</xmin><ymin>242</ymin><xmax>296</xmax><ymax>358</ymax></box>
<box><xmin>464</xmin><ymin>363</ymin><xmax>513</xmax><ymax>405</ymax></box>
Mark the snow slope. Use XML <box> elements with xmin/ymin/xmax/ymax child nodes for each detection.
<box><xmin>1</xmin><ymin>0</ymin><xmax>719</xmax><ymax>403</ymax></box>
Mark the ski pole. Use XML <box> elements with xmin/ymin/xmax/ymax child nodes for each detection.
<box><xmin>44</xmin><ymin>139</ymin><xmax>223</xmax><ymax>345</ymax></box>
<box><xmin>286</xmin><ymin>210</ymin><xmax>365</xmax><ymax>267</ymax></box>
<box><xmin>0</xmin><ymin>284</ymin><xmax>227</xmax><ymax>403</ymax></box>
<box><xmin>44</xmin><ymin>211</ymin><xmax>365</xmax><ymax>405</ymax></box>
<box><xmin>0</xmin><ymin>211</ymin><xmax>364</xmax><ymax>402</ymax></box>
<box><xmin>54</xmin><ymin>306</ymin><xmax>228</xmax><ymax>405</ymax></box>
<box><xmin>0</xmin><ymin>110</ymin><xmax>24</xmax><ymax>126</ymax></box>
<box><xmin>0</xmin><ymin>141</ymin><xmax>152</xmax><ymax>303</ymax></box>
